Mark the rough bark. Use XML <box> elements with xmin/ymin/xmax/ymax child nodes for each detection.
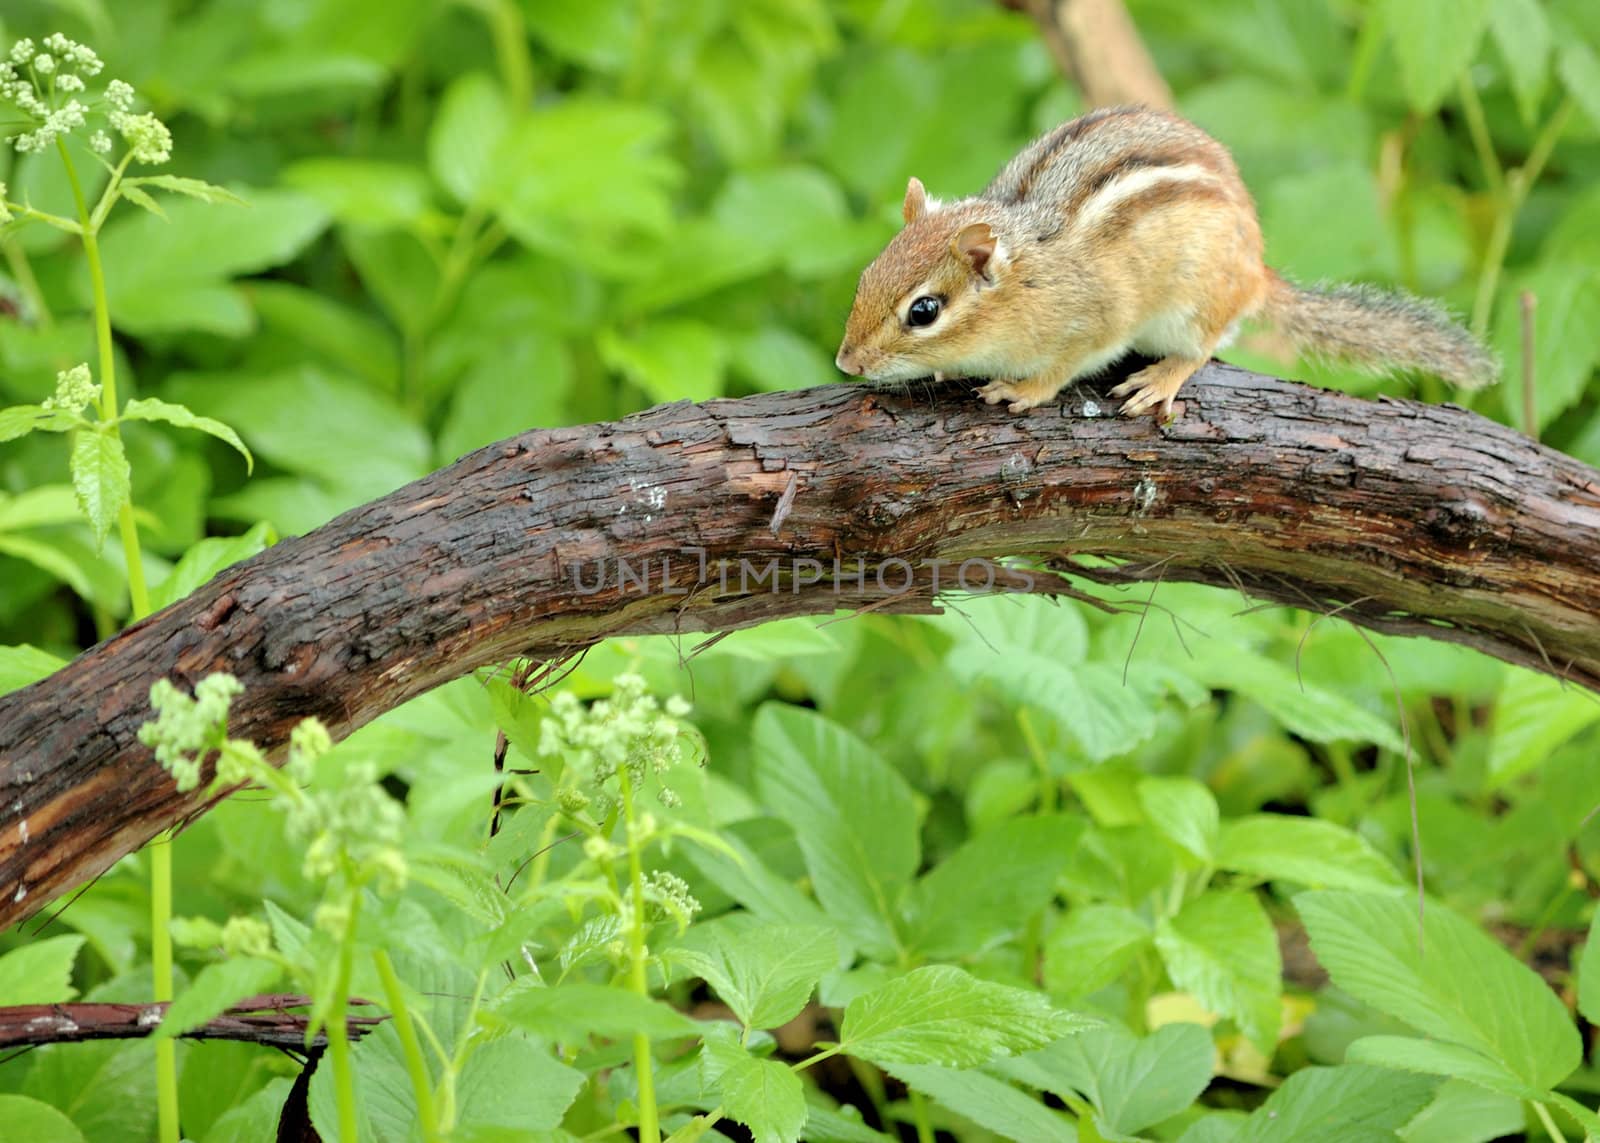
<box><xmin>4</xmin><ymin>366</ymin><xmax>1600</xmax><ymax>926</ymax></box>
<box><xmin>0</xmin><ymin>994</ymin><xmax>381</xmax><ymax>1049</ymax></box>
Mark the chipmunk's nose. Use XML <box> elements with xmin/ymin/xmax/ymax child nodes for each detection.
<box><xmin>836</xmin><ymin>345</ymin><xmax>863</xmax><ymax>376</ymax></box>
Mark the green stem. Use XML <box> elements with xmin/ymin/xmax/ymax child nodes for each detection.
<box><xmin>1345</xmin><ymin>6</ymin><xmax>1383</xmax><ymax>103</ymax></box>
<box><xmin>624</xmin><ymin>0</ymin><xmax>659</xmax><ymax>99</ymax></box>
<box><xmin>58</xmin><ymin>141</ymin><xmax>150</xmax><ymax>618</ymax></box>
<box><xmin>328</xmin><ymin>891</ymin><xmax>365</xmax><ymax>1143</ymax></box>
<box><xmin>791</xmin><ymin>1044</ymin><xmax>843</xmax><ymax>1073</ymax></box>
<box><xmin>619</xmin><ymin>767</ymin><xmax>660</xmax><ymax>1142</ymax></box>
<box><xmin>1470</xmin><ymin>98</ymin><xmax>1573</xmax><ymax>337</ymax></box>
<box><xmin>149</xmin><ymin>837</ymin><xmax>178</xmax><ymax>1141</ymax></box>
<box><xmin>1531</xmin><ymin>1099</ymin><xmax>1564</xmax><ymax>1142</ymax></box>
<box><xmin>458</xmin><ymin>0</ymin><xmax>532</xmax><ymax>108</ymax></box>
<box><xmin>1456</xmin><ymin>73</ymin><xmax>1505</xmax><ymax>200</ymax></box>
<box><xmin>1</xmin><ymin>237</ymin><xmax>53</xmax><ymax>326</ymax></box>
<box><xmin>1017</xmin><ymin>708</ymin><xmax>1056</xmax><ymax>812</ymax></box>
<box><xmin>61</xmin><ymin>136</ymin><xmax>169</xmax><ymax>1139</ymax></box>
<box><xmin>375</xmin><ymin>948</ymin><xmax>439</xmax><ymax>1141</ymax></box>
<box><xmin>908</xmin><ymin>1089</ymin><xmax>936</xmax><ymax>1143</ymax></box>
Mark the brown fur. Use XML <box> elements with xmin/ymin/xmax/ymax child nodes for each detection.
<box><xmin>835</xmin><ymin>106</ymin><xmax>1498</xmax><ymax>417</ymax></box>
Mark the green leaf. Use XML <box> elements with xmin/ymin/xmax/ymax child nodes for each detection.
<box><xmin>887</xmin><ymin>1064</ymin><xmax>1077</xmax><ymax>1143</ymax></box>
<box><xmin>1232</xmin><ymin>1064</ymin><xmax>1437</xmax><ymax>1142</ymax></box>
<box><xmin>526</xmin><ymin>0</ymin><xmax>633</xmax><ymax>70</ymax></box>
<box><xmin>1138</xmin><ymin>777</ymin><xmax>1219</xmax><ymax>862</ymax></box>
<box><xmin>1490</xmin><ymin>0</ymin><xmax>1552</xmax><ymax>122</ymax></box>
<box><xmin>0</xmin><ymin>1095</ymin><xmax>87</xmax><ymax>1142</ymax></box>
<box><xmin>0</xmin><ymin>644</ymin><xmax>67</xmax><ymax>695</ymax></box>
<box><xmin>752</xmin><ymin>705</ymin><xmax>919</xmax><ymax>960</ymax></box>
<box><xmin>1297</xmin><ymin>890</ymin><xmax>1580</xmax><ymax>1089</ymax></box>
<box><xmin>819</xmin><ymin>48</ymin><xmax>931</xmax><ymax>196</ymax></box>
<box><xmin>98</xmin><ymin>188</ymin><xmax>329</xmax><ymax>337</ymax></box>
<box><xmin>1558</xmin><ymin>40</ymin><xmax>1600</xmax><ymax>129</ymax></box>
<box><xmin>670</xmin><ymin>915</ymin><xmax>836</xmax><ymax>1030</ymax></box>
<box><xmin>0</xmin><ymin>404</ymin><xmax>78</xmax><ymax>442</ymax></box>
<box><xmin>117</xmin><ymin>184</ymin><xmax>166</xmax><ymax>220</ymax></box>
<box><xmin>148</xmin><ymin>522</ymin><xmax>275</xmax><ymax>612</ymax></box>
<box><xmin>70</xmin><ymin>426</ymin><xmax>130</xmax><ymax>548</ymax></box>
<box><xmin>123</xmin><ymin>175</ymin><xmax>248</xmax><ymax>206</ymax></box>
<box><xmin>717</xmin><ymin>1049</ymin><xmax>808</xmax><ymax>1143</ymax></box>
<box><xmin>1487</xmin><ymin>668</ymin><xmax>1600</xmax><ymax>784</ymax></box>
<box><xmin>165</xmin><ymin>366</ymin><xmax>429</xmax><ymax>533</ymax></box>
<box><xmin>490</xmin><ymin>981</ymin><xmax>701</xmax><ymax>1041</ymax></box>
<box><xmin>1006</xmin><ymin>1023</ymin><xmax>1215</xmax><ymax>1136</ymax></box>
<box><xmin>1382</xmin><ymin>0</ymin><xmax>1494</xmax><ymax>113</ymax></box>
<box><xmin>1398</xmin><ymin>1079</ymin><xmax>1527</xmax><ymax>1143</ymax></box>
<box><xmin>281</xmin><ymin>158</ymin><xmax>432</xmax><ymax>228</ymax></box>
<box><xmin>247</xmin><ymin>281</ymin><xmax>400</xmax><ymax>393</ymax></box>
<box><xmin>121</xmin><ymin>397</ymin><xmax>253</xmax><ymax>473</ymax></box>
<box><xmin>1344</xmin><ymin>1036</ymin><xmax>1537</xmax><ymax>1099</ymax></box>
<box><xmin>0</xmin><ymin>936</ymin><xmax>85</xmax><ymax>1004</ymax></box>
<box><xmin>1216</xmin><ymin>814</ymin><xmax>1402</xmax><ymax>891</ymax></box>
<box><xmin>488</xmin><ymin>101</ymin><xmax>679</xmax><ymax>274</ymax></box>
<box><xmin>838</xmin><ymin>965</ymin><xmax>1093</xmax><ymax>1068</ymax></box>
<box><xmin>22</xmin><ymin>992</ymin><xmax>158</xmax><ymax>1139</ymax></box>
<box><xmin>710</xmin><ymin>166</ymin><xmax>855</xmax><ymax>278</ymax></box>
<box><xmin>342</xmin><ymin>227</ymin><xmax>439</xmax><ymax>335</ymax></box>
<box><xmin>732</xmin><ymin>326</ymin><xmax>841</xmax><ymax>392</ymax></box>
<box><xmin>682</xmin><ymin>830</ymin><xmax>834</xmax><ymax>936</ymax></box>
<box><xmin>1043</xmin><ymin>904</ymin><xmax>1153</xmax><ymax>1000</ymax></box>
<box><xmin>1577</xmin><ymin>903</ymin><xmax>1600</xmax><ymax>1025</ymax></box>
<box><xmin>455</xmin><ymin>1036</ymin><xmax>586</xmax><ymax>1131</ymax></box>
<box><xmin>1492</xmin><ymin>260</ymin><xmax>1600</xmax><ymax>433</ymax></box>
<box><xmin>902</xmin><ymin>815</ymin><xmax>1081</xmax><ymax>959</ymax></box>
<box><xmin>0</xmin><ymin>535</ymin><xmax>95</xmax><ymax>601</ymax></box>
<box><xmin>934</xmin><ymin>597</ymin><xmax>1156</xmax><ymax>762</ymax></box>
<box><xmin>1261</xmin><ymin>163</ymin><xmax>1390</xmax><ymax>281</ymax></box>
<box><xmin>152</xmin><ymin>957</ymin><xmax>280</xmax><ymax>1040</ymax></box>
<box><xmin>1190</xmin><ymin>650</ymin><xmax>1405</xmax><ymax>752</ymax></box>
<box><xmin>799</xmin><ymin>1096</ymin><xmax>896</xmax><ymax>1143</ymax></box>
<box><xmin>598</xmin><ymin>319</ymin><xmax>728</xmax><ymax>404</ymax></box>
<box><xmin>202</xmin><ymin>1079</ymin><xmax>297</xmax><ymax>1143</ymax></box>
<box><xmin>437</xmin><ymin>332</ymin><xmax>573</xmax><ymax>460</ymax></box>
<box><xmin>1155</xmin><ymin>892</ymin><xmax>1281</xmax><ymax>1051</ymax></box>
<box><xmin>429</xmin><ymin>72</ymin><xmax>512</xmax><ymax>206</ymax></box>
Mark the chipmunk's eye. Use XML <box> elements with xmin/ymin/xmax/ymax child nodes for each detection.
<box><xmin>907</xmin><ymin>295</ymin><xmax>942</xmax><ymax>327</ymax></box>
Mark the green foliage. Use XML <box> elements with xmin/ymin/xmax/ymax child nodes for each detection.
<box><xmin>3</xmin><ymin>0</ymin><xmax>1600</xmax><ymax>1138</ymax></box>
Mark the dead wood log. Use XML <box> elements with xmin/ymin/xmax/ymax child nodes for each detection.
<box><xmin>3</xmin><ymin>365</ymin><xmax>1600</xmax><ymax>926</ymax></box>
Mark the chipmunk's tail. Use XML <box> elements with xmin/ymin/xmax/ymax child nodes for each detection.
<box><xmin>1259</xmin><ymin>271</ymin><xmax>1499</xmax><ymax>390</ymax></box>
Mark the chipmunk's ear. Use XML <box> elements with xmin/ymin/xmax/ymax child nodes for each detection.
<box><xmin>954</xmin><ymin>221</ymin><xmax>1003</xmax><ymax>283</ymax></box>
<box><xmin>902</xmin><ymin>176</ymin><xmax>929</xmax><ymax>224</ymax></box>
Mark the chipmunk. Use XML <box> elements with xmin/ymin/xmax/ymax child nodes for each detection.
<box><xmin>835</xmin><ymin>105</ymin><xmax>1498</xmax><ymax>417</ymax></box>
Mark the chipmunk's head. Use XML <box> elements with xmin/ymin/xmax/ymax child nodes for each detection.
<box><xmin>835</xmin><ymin>177</ymin><xmax>1012</xmax><ymax>385</ymax></box>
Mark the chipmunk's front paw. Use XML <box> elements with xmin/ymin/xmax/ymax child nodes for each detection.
<box><xmin>977</xmin><ymin>377</ymin><xmax>1063</xmax><ymax>414</ymax></box>
<box><xmin>1109</xmin><ymin>358</ymin><xmax>1203</xmax><ymax>420</ymax></box>
<box><xmin>977</xmin><ymin>381</ymin><xmax>1033</xmax><ymax>413</ymax></box>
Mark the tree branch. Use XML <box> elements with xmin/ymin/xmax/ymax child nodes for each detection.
<box><xmin>1000</xmin><ymin>0</ymin><xmax>1174</xmax><ymax>109</ymax></box>
<box><xmin>0</xmin><ymin>994</ymin><xmax>382</xmax><ymax>1051</ymax></box>
<box><xmin>4</xmin><ymin>365</ymin><xmax>1599</xmax><ymax>925</ymax></box>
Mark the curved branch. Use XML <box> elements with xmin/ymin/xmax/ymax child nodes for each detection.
<box><xmin>4</xmin><ymin>365</ymin><xmax>1599</xmax><ymax>924</ymax></box>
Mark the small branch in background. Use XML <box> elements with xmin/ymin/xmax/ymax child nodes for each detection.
<box><xmin>1521</xmin><ymin>289</ymin><xmax>1538</xmax><ymax>441</ymax></box>
<box><xmin>999</xmin><ymin>0</ymin><xmax>1173</xmax><ymax>109</ymax></box>
<box><xmin>0</xmin><ymin>994</ymin><xmax>383</xmax><ymax>1052</ymax></box>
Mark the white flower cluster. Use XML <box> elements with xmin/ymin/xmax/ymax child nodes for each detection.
<box><xmin>1</xmin><ymin>34</ymin><xmax>169</xmax><ymax>163</ymax></box>
<box><xmin>139</xmin><ymin>674</ymin><xmax>249</xmax><ymax>793</ymax></box>
<box><xmin>539</xmin><ymin>673</ymin><xmax>694</xmax><ymax>808</ymax></box>
<box><xmin>41</xmin><ymin>362</ymin><xmax>100</xmax><ymax>413</ymax></box>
